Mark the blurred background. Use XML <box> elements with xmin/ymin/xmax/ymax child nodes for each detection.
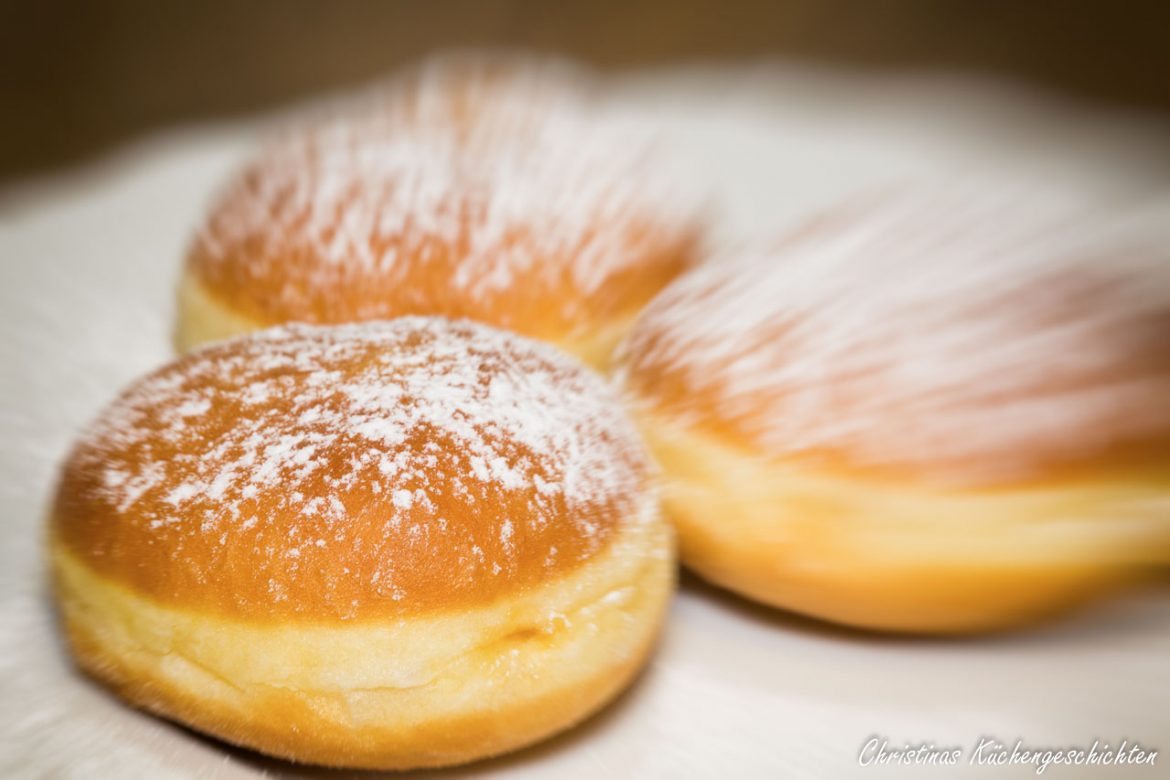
<box><xmin>3</xmin><ymin>0</ymin><xmax>1170</xmax><ymax>187</ymax></box>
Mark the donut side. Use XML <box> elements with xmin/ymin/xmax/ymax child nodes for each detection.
<box><xmin>627</xmin><ymin>398</ymin><xmax>1168</xmax><ymax>633</ymax></box>
<box><xmin>50</xmin><ymin>496</ymin><xmax>673</xmax><ymax>769</ymax></box>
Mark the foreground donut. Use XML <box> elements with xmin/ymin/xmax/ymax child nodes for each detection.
<box><xmin>616</xmin><ymin>187</ymin><xmax>1170</xmax><ymax>633</ymax></box>
<box><xmin>50</xmin><ymin>318</ymin><xmax>674</xmax><ymax>768</ymax></box>
<box><xmin>178</xmin><ymin>56</ymin><xmax>700</xmax><ymax>368</ymax></box>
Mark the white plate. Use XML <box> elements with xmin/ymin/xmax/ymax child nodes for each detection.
<box><xmin>3</xmin><ymin>63</ymin><xmax>1170</xmax><ymax>779</ymax></box>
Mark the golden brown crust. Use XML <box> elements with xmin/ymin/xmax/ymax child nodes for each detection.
<box><xmin>173</xmin><ymin>267</ymin><xmax>645</xmax><ymax>371</ymax></box>
<box><xmin>183</xmin><ymin>55</ymin><xmax>699</xmax><ymax>354</ymax></box>
<box><xmin>631</xmin><ymin>399</ymin><xmax>1170</xmax><ymax>633</ymax></box>
<box><xmin>618</xmin><ymin>187</ymin><xmax>1170</xmax><ymax>486</ymax></box>
<box><xmin>51</xmin><ymin>504</ymin><xmax>674</xmax><ymax>769</ymax></box>
<box><xmin>52</xmin><ymin>318</ymin><xmax>653</xmax><ymax>621</ymax></box>
<box><xmin>614</xmin><ymin>186</ymin><xmax>1170</xmax><ymax>631</ymax></box>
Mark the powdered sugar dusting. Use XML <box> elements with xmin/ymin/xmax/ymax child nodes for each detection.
<box><xmin>66</xmin><ymin>317</ymin><xmax>651</xmax><ymax>616</ymax></box>
<box><xmin>620</xmin><ymin>185</ymin><xmax>1170</xmax><ymax>484</ymax></box>
<box><xmin>191</xmin><ymin>56</ymin><xmax>698</xmax><ymax>330</ymax></box>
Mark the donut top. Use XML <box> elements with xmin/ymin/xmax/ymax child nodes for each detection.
<box><xmin>54</xmin><ymin>318</ymin><xmax>652</xmax><ymax>620</ymax></box>
<box><xmin>353</xmin><ymin>53</ymin><xmax>598</xmax><ymax>142</ymax></box>
<box><xmin>619</xmin><ymin>187</ymin><xmax>1170</xmax><ymax>486</ymax></box>
<box><xmin>187</xmin><ymin>59</ymin><xmax>698</xmax><ymax>339</ymax></box>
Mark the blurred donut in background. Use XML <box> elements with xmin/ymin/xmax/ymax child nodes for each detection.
<box><xmin>178</xmin><ymin>54</ymin><xmax>703</xmax><ymax>369</ymax></box>
<box><xmin>616</xmin><ymin>184</ymin><xmax>1170</xmax><ymax>633</ymax></box>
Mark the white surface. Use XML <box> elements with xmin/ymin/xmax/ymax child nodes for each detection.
<box><xmin>2</xmin><ymin>64</ymin><xmax>1170</xmax><ymax>779</ymax></box>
